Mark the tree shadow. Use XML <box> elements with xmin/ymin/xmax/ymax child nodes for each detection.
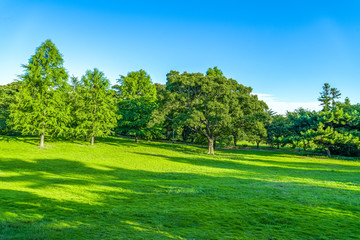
<box><xmin>1</xmin><ymin>156</ymin><xmax>359</xmax><ymax>239</ymax></box>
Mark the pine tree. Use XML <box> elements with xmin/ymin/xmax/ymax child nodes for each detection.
<box><xmin>318</xmin><ymin>83</ymin><xmax>332</xmax><ymax>112</ymax></box>
<box><xmin>9</xmin><ymin>40</ymin><xmax>70</xmax><ymax>147</ymax></box>
<box><xmin>73</xmin><ymin>69</ymin><xmax>118</xmax><ymax>145</ymax></box>
<box><xmin>330</xmin><ymin>87</ymin><xmax>341</xmax><ymax>108</ymax></box>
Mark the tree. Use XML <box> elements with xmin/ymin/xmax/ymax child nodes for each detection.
<box><xmin>303</xmin><ymin>107</ymin><xmax>360</xmax><ymax>157</ymax></box>
<box><xmin>265</xmin><ymin>115</ymin><xmax>291</xmax><ymax>149</ymax></box>
<box><xmin>113</xmin><ymin>70</ymin><xmax>157</xmax><ymax>142</ymax></box>
<box><xmin>9</xmin><ymin>40</ymin><xmax>70</xmax><ymax>147</ymax></box>
<box><xmin>73</xmin><ymin>69</ymin><xmax>118</xmax><ymax>145</ymax></box>
<box><xmin>330</xmin><ymin>87</ymin><xmax>341</xmax><ymax>107</ymax></box>
<box><xmin>0</xmin><ymin>82</ymin><xmax>22</xmax><ymax>135</ymax></box>
<box><xmin>245</xmin><ymin>112</ymin><xmax>269</xmax><ymax>149</ymax></box>
<box><xmin>318</xmin><ymin>83</ymin><xmax>332</xmax><ymax>112</ymax></box>
<box><xmin>227</xmin><ymin>93</ymin><xmax>268</xmax><ymax>147</ymax></box>
<box><xmin>286</xmin><ymin>108</ymin><xmax>319</xmax><ymax>151</ymax></box>
<box><xmin>158</xmin><ymin>67</ymin><xmax>254</xmax><ymax>154</ymax></box>
<box><xmin>318</xmin><ymin>83</ymin><xmax>341</xmax><ymax>111</ymax></box>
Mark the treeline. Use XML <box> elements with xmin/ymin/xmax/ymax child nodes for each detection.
<box><xmin>1</xmin><ymin>40</ymin><xmax>360</xmax><ymax>157</ymax></box>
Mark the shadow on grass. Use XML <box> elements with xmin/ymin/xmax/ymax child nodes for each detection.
<box><xmin>1</xmin><ymin>157</ymin><xmax>360</xmax><ymax>239</ymax></box>
<box><xmin>131</xmin><ymin>151</ymin><xmax>360</xmax><ymax>190</ymax></box>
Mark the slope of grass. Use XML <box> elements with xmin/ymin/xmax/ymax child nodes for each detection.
<box><xmin>0</xmin><ymin>136</ymin><xmax>359</xmax><ymax>239</ymax></box>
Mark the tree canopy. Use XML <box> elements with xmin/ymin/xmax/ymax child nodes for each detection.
<box><xmin>9</xmin><ymin>39</ymin><xmax>70</xmax><ymax>147</ymax></box>
<box><xmin>114</xmin><ymin>70</ymin><xmax>157</xmax><ymax>142</ymax></box>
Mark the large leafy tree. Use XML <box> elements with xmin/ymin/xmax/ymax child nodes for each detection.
<box><xmin>228</xmin><ymin>93</ymin><xmax>268</xmax><ymax>147</ymax></box>
<box><xmin>159</xmin><ymin>67</ymin><xmax>255</xmax><ymax>154</ymax></box>
<box><xmin>113</xmin><ymin>70</ymin><xmax>157</xmax><ymax>142</ymax></box>
<box><xmin>73</xmin><ymin>69</ymin><xmax>118</xmax><ymax>145</ymax></box>
<box><xmin>9</xmin><ymin>40</ymin><xmax>70</xmax><ymax>147</ymax></box>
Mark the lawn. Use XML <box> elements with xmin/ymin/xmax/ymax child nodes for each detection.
<box><xmin>0</xmin><ymin>137</ymin><xmax>359</xmax><ymax>239</ymax></box>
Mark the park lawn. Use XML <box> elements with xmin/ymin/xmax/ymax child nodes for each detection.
<box><xmin>0</xmin><ymin>137</ymin><xmax>359</xmax><ymax>240</ymax></box>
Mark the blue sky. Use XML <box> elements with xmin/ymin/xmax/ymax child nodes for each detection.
<box><xmin>1</xmin><ymin>0</ymin><xmax>360</xmax><ymax>113</ymax></box>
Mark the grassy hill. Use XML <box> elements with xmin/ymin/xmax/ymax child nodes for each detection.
<box><xmin>0</xmin><ymin>137</ymin><xmax>359</xmax><ymax>239</ymax></box>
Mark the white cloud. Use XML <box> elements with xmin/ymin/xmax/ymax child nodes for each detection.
<box><xmin>253</xmin><ymin>93</ymin><xmax>322</xmax><ymax>115</ymax></box>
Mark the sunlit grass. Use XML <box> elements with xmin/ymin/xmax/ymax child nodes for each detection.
<box><xmin>0</xmin><ymin>136</ymin><xmax>359</xmax><ymax>239</ymax></box>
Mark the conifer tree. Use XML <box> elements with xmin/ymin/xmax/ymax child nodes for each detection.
<box><xmin>318</xmin><ymin>83</ymin><xmax>332</xmax><ymax>112</ymax></box>
<box><xmin>9</xmin><ymin>40</ymin><xmax>70</xmax><ymax>147</ymax></box>
<box><xmin>73</xmin><ymin>69</ymin><xmax>118</xmax><ymax>145</ymax></box>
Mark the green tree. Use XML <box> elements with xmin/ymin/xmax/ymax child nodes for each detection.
<box><xmin>158</xmin><ymin>67</ymin><xmax>253</xmax><ymax>154</ymax></box>
<box><xmin>318</xmin><ymin>83</ymin><xmax>331</xmax><ymax>111</ymax></box>
<box><xmin>228</xmin><ymin>93</ymin><xmax>268</xmax><ymax>147</ymax></box>
<box><xmin>9</xmin><ymin>40</ymin><xmax>70</xmax><ymax>147</ymax></box>
<box><xmin>0</xmin><ymin>82</ymin><xmax>22</xmax><ymax>135</ymax></box>
<box><xmin>265</xmin><ymin>115</ymin><xmax>291</xmax><ymax>149</ymax></box>
<box><xmin>286</xmin><ymin>108</ymin><xmax>319</xmax><ymax>151</ymax></box>
<box><xmin>245</xmin><ymin>112</ymin><xmax>269</xmax><ymax>149</ymax></box>
<box><xmin>303</xmin><ymin>107</ymin><xmax>360</xmax><ymax>157</ymax></box>
<box><xmin>73</xmin><ymin>69</ymin><xmax>118</xmax><ymax>145</ymax></box>
<box><xmin>330</xmin><ymin>87</ymin><xmax>341</xmax><ymax>107</ymax></box>
<box><xmin>114</xmin><ymin>70</ymin><xmax>157</xmax><ymax>142</ymax></box>
<box><xmin>318</xmin><ymin>83</ymin><xmax>341</xmax><ymax>111</ymax></box>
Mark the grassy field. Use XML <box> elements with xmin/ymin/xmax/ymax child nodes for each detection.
<box><xmin>0</xmin><ymin>137</ymin><xmax>359</xmax><ymax>239</ymax></box>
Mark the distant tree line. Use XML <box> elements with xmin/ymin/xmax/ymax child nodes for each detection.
<box><xmin>0</xmin><ymin>40</ymin><xmax>359</xmax><ymax>157</ymax></box>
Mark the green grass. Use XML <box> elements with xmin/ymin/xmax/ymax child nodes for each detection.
<box><xmin>0</xmin><ymin>136</ymin><xmax>359</xmax><ymax>239</ymax></box>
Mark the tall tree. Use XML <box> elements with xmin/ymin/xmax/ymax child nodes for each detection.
<box><xmin>330</xmin><ymin>87</ymin><xmax>341</xmax><ymax>108</ymax></box>
<box><xmin>9</xmin><ymin>40</ymin><xmax>70</xmax><ymax>147</ymax></box>
<box><xmin>318</xmin><ymin>83</ymin><xmax>341</xmax><ymax>111</ymax></box>
<box><xmin>158</xmin><ymin>67</ymin><xmax>254</xmax><ymax>154</ymax></box>
<box><xmin>73</xmin><ymin>69</ymin><xmax>118</xmax><ymax>145</ymax></box>
<box><xmin>318</xmin><ymin>83</ymin><xmax>332</xmax><ymax>112</ymax></box>
<box><xmin>114</xmin><ymin>70</ymin><xmax>157</xmax><ymax>142</ymax></box>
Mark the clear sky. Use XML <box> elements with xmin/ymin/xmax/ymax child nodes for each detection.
<box><xmin>1</xmin><ymin>0</ymin><xmax>360</xmax><ymax>114</ymax></box>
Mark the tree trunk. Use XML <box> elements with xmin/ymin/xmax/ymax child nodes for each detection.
<box><xmin>135</xmin><ymin>134</ymin><xmax>139</xmax><ymax>143</ymax></box>
<box><xmin>208</xmin><ymin>138</ymin><xmax>214</xmax><ymax>155</ymax></box>
<box><xmin>40</xmin><ymin>133</ymin><xmax>45</xmax><ymax>148</ymax></box>
<box><xmin>277</xmin><ymin>143</ymin><xmax>280</xmax><ymax>149</ymax></box>
<box><xmin>256</xmin><ymin>141</ymin><xmax>260</xmax><ymax>149</ymax></box>
<box><xmin>326</xmin><ymin>148</ymin><xmax>331</xmax><ymax>157</ymax></box>
<box><xmin>233</xmin><ymin>135</ymin><xmax>237</xmax><ymax>147</ymax></box>
<box><xmin>213</xmin><ymin>138</ymin><xmax>216</xmax><ymax>150</ymax></box>
<box><xmin>91</xmin><ymin>135</ymin><xmax>95</xmax><ymax>146</ymax></box>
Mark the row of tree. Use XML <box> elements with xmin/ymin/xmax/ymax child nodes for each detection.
<box><xmin>1</xmin><ymin>40</ymin><xmax>360</xmax><ymax>157</ymax></box>
<box><xmin>265</xmin><ymin>84</ymin><xmax>360</xmax><ymax>157</ymax></box>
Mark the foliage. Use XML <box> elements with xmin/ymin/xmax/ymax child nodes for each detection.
<box><xmin>318</xmin><ymin>83</ymin><xmax>341</xmax><ymax>111</ymax></box>
<box><xmin>114</xmin><ymin>70</ymin><xmax>158</xmax><ymax>142</ymax></box>
<box><xmin>8</xmin><ymin>39</ymin><xmax>70</xmax><ymax>147</ymax></box>
<box><xmin>158</xmin><ymin>67</ymin><xmax>255</xmax><ymax>154</ymax></box>
<box><xmin>228</xmin><ymin>93</ymin><xmax>269</xmax><ymax>147</ymax></box>
<box><xmin>265</xmin><ymin>115</ymin><xmax>291</xmax><ymax>149</ymax></box>
<box><xmin>303</xmin><ymin>107</ymin><xmax>360</xmax><ymax>157</ymax></box>
<box><xmin>0</xmin><ymin>82</ymin><xmax>22</xmax><ymax>135</ymax></box>
<box><xmin>286</xmin><ymin>108</ymin><xmax>319</xmax><ymax>150</ymax></box>
<box><xmin>72</xmin><ymin>68</ymin><xmax>118</xmax><ymax>145</ymax></box>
